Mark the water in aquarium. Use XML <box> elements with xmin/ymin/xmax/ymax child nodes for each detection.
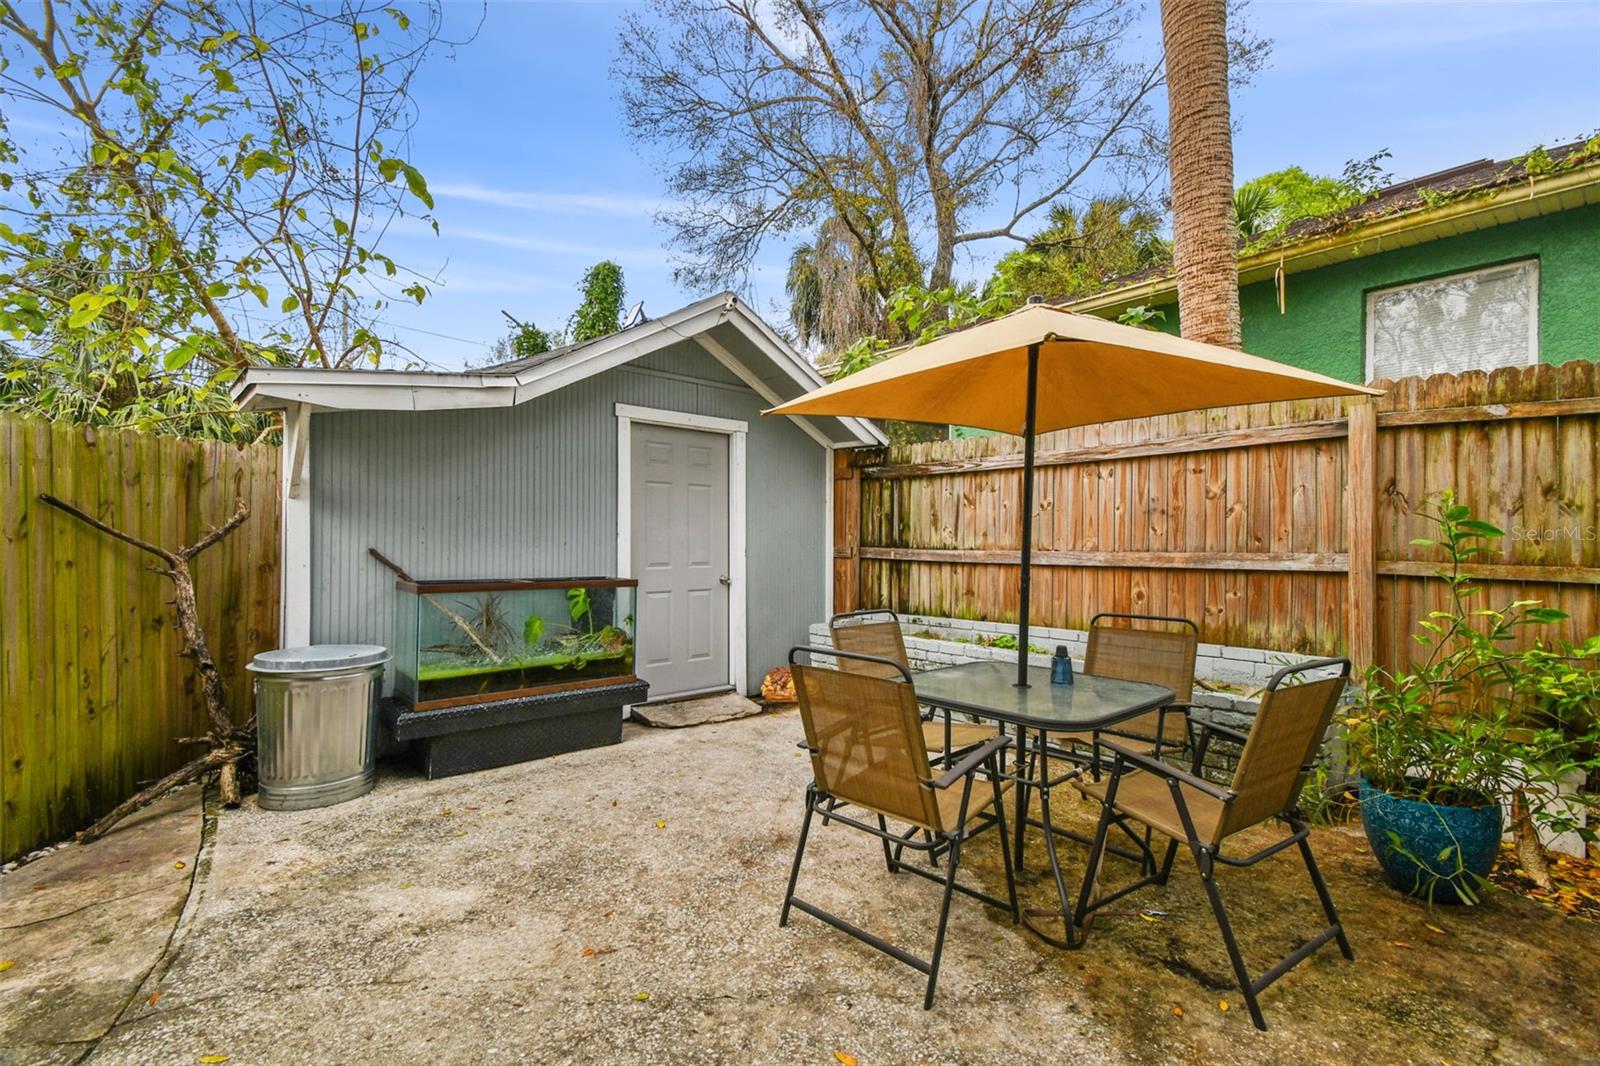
<box><xmin>394</xmin><ymin>581</ymin><xmax>636</xmax><ymax>706</ymax></box>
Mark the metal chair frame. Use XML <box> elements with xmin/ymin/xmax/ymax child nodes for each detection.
<box><xmin>1071</xmin><ymin>657</ymin><xmax>1355</xmax><ymax>1031</ymax></box>
<box><xmin>780</xmin><ymin>645</ymin><xmax>1020</xmax><ymax>1009</ymax></box>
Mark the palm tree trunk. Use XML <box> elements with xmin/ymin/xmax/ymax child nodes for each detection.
<box><xmin>1160</xmin><ymin>0</ymin><xmax>1241</xmax><ymax>350</ymax></box>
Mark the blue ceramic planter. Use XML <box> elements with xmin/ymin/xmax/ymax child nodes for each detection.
<box><xmin>1358</xmin><ymin>779</ymin><xmax>1503</xmax><ymax>905</ymax></box>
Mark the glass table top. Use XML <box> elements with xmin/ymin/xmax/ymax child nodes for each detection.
<box><xmin>913</xmin><ymin>661</ymin><xmax>1173</xmax><ymax>729</ymax></box>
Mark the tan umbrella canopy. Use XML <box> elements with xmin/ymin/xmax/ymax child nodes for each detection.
<box><xmin>769</xmin><ymin>303</ymin><xmax>1383</xmax><ymax>685</ymax></box>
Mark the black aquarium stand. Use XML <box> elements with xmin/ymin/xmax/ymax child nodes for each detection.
<box><xmin>384</xmin><ymin>676</ymin><xmax>648</xmax><ymax>778</ymax></box>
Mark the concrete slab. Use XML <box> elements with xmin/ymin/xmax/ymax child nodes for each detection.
<box><xmin>13</xmin><ymin>715</ymin><xmax>1600</xmax><ymax>1064</ymax></box>
<box><xmin>0</xmin><ymin>786</ymin><xmax>203</xmax><ymax>1063</ymax></box>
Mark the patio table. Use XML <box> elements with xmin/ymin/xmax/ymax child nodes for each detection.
<box><xmin>913</xmin><ymin>660</ymin><xmax>1173</xmax><ymax>948</ymax></box>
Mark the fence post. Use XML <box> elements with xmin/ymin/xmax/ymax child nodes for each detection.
<box><xmin>1345</xmin><ymin>398</ymin><xmax>1377</xmax><ymax>673</ymax></box>
<box><xmin>833</xmin><ymin>448</ymin><xmax>861</xmax><ymax>614</ymax></box>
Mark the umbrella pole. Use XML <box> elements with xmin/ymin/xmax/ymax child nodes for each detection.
<box><xmin>1016</xmin><ymin>342</ymin><xmax>1040</xmax><ymax>688</ymax></box>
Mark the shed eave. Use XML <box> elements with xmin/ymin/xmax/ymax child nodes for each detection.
<box><xmin>230</xmin><ymin>293</ymin><xmax>886</xmax><ymax>447</ymax></box>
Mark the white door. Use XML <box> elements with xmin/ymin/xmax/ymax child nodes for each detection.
<box><xmin>630</xmin><ymin>423</ymin><xmax>730</xmax><ymax>698</ymax></box>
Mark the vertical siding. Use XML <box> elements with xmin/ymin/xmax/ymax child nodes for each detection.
<box><xmin>309</xmin><ymin>339</ymin><xmax>827</xmax><ymax>693</ymax></box>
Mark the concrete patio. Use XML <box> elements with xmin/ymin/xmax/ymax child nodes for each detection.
<box><xmin>4</xmin><ymin>710</ymin><xmax>1597</xmax><ymax>1065</ymax></box>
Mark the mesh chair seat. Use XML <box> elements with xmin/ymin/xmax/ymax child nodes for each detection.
<box><xmin>1079</xmin><ymin>614</ymin><xmax>1200</xmax><ymax>754</ymax></box>
<box><xmin>936</xmin><ymin>775</ymin><xmax>1013</xmax><ymax>830</ymax></box>
<box><xmin>924</xmin><ymin>721</ymin><xmax>1003</xmax><ymax>754</ymax></box>
<box><xmin>782</xmin><ymin>644</ymin><xmax>1019</xmax><ymax>1010</ymax></box>
<box><xmin>1055</xmin><ymin>728</ymin><xmax>1161</xmax><ymax>756</ymax></box>
<box><xmin>831</xmin><ymin>610</ymin><xmax>998</xmax><ymax>763</ymax></box>
<box><xmin>1069</xmin><ymin>658</ymin><xmax>1355</xmax><ymax>1032</ymax></box>
<box><xmin>1076</xmin><ymin>769</ymin><xmax>1226</xmax><ymax>845</ymax></box>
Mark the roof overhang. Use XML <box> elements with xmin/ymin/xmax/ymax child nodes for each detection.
<box><xmin>1063</xmin><ymin>162</ymin><xmax>1600</xmax><ymax>314</ymax></box>
<box><xmin>232</xmin><ymin>293</ymin><xmax>885</xmax><ymax>448</ymax></box>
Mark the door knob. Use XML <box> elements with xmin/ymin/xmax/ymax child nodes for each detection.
<box><xmin>719</xmin><ymin>574</ymin><xmax>731</xmax><ymax>586</ymax></box>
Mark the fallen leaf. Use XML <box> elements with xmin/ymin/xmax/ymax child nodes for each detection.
<box><xmin>833</xmin><ymin>1053</ymin><xmax>858</xmax><ymax>1066</ymax></box>
<box><xmin>0</xmin><ymin>961</ymin><xmax>13</xmax><ymax>972</ymax></box>
<box><xmin>147</xmin><ymin>990</ymin><xmax>162</xmax><ymax>1007</ymax></box>
<box><xmin>173</xmin><ymin>861</ymin><xmax>186</xmax><ymax>870</ymax></box>
<box><xmin>1423</xmin><ymin>923</ymin><xmax>1445</xmax><ymax>935</ymax></box>
<box><xmin>1391</xmin><ymin>940</ymin><xmax>1414</xmax><ymax>949</ymax></box>
<box><xmin>655</xmin><ymin>819</ymin><xmax>666</xmax><ymax>829</ymax></box>
<box><xmin>582</xmin><ymin>948</ymin><xmax>595</xmax><ymax>958</ymax></box>
<box><xmin>1172</xmin><ymin>1005</ymin><xmax>1184</xmax><ymax>1018</ymax></box>
<box><xmin>198</xmin><ymin>1056</ymin><xmax>230</xmax><ymax>1064</ymax></box>
<box><xmin>1137</xmin><ymin>912</ymin><xmax>1159</xmax><ymax>923</ymax></box>
<box><xmin>612</xmin><ymin>799</ymin><xmax>619</xmax><ymax>807</ymax></box>
<box><xmin>1218</xmin><ymin>999</ymin><xmax>1229</xmax><ymax>1013</ymax></box>
<box><xmin>603</xmin><ymin>909</ymin><xmax>615</xmax><ymax>918</ymax></box>
<box><xmin>633</xmin><ymin>992</ymin><xmax>651</xmax><ymax>1002</ymax></box>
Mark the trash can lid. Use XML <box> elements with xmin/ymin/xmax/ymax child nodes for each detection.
<box><xmin>248</xmin><ymin>644</ymin><xmax>390</xmax><ymax>674</ymax></box>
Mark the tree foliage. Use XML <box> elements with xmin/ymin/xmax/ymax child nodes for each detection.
<box><xmin>1232</xmin><ymin>151</ymin><xmax>1393</xmax><ymax>247</ymax></box>
<box><xmin>785</xmin><ymin>216</ymin><xmax>881</xmax><ymax>352</ymax></box>
<box><xmin>991</xmin><ymin>198</ymin><xmax>1169</xmax><ymax>302</ymax></box>
<box><xmin>569</xmin><ymin>260</ymin><xmax>625</xmax><ymax>343</ymax></box>
<box><xmin>618</xmin><ymin>0</ymin><xmax>1263</xmax><ymax>302</ymax></box>
<box><xmin>0</xmin><ymin>0</ymin><xmax>458</xmax><ymax>438</ymax></box>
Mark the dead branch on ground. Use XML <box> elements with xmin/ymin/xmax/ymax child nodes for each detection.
<box><xmin>39</xmin><ymin>493</ymin><xmax>254</xmax><ymax>843</ymax></box>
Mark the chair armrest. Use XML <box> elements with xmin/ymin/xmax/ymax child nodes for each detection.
<box><xmin>1195</xmin><ymin>720</ymin><xmax>1250</xmax><ymax>745</ymax></box>
<box><xmin>928</xmin><ymin>734</ymin><xmax>1013</xmax><ymax>790</ymax></box>
<box><xmin>1098</xmin><ymin>739</ymin><xmax>1235</xmax><ymax>802</ymax></box>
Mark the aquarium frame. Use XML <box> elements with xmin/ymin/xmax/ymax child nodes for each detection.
<box><xmin>614</xmin><ymin>403</ymin><xmax>748</xmax><ymax>697</ymax></box>
<box><xmin>394</xmin><ymin>576</ymin><xmax>640</xmax><ymax>711</ymax></box>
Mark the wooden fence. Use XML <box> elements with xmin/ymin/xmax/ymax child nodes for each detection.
<box><xmin>833</xmin><ymin>361</ymin><xmax>1600</xmax><ymax>672</ymax></box>
<box><xmin>2</xmin><ymin>415</ymin><xmax>280</xmax><ymax>860</ymax></box>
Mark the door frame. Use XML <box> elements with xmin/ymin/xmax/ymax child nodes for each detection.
<box><xmin>615</xmin><ymin>403</ymin><xmax>748</xmax><ymax>695</ymax></box>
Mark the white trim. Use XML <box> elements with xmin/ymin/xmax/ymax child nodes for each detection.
<box><xmin>280</xmin><ymin>404</ymin><xmax>313</xmax><ymax>647</ymax></box>
<box><xmin>695</xmin><ymin>334</ymin><xmax>836</xmax><ymax>450</ymax></box>
<box><xmin>614</xmin><ymin>403</ymin><xmax>749</xmax><ymax>697</ymax></box>
<box><xmin>1363</xmin><ymin>258</ymin><xmax>1541</xmax><ymax>382</ymax></box>
<box><xmin>823</xmin><ymin>445</ymin><xmax>835</xmax><ymax>621</ymax></box>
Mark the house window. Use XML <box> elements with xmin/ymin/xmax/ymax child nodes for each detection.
<box><xmin>1365</xmin><ymin>260</ymin><xmax>1539</xmax><ymax>381</ymax></box>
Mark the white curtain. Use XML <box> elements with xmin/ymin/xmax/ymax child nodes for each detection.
<box><xmin>1367</xmin><ymin>260</ymin><xmax>1538</xmax><ymax>381</ymax></box>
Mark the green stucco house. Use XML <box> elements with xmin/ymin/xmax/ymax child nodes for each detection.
<box><xmin>1062</xmin><ymin>140</ymin><xmax>1600</xmax><ymax>384</ymax></box>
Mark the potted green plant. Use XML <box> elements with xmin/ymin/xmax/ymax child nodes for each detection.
<box><xmin>1342</xmin><ymin>492</ymin><xmax>1599</xmax><ymax>904</ymax></box>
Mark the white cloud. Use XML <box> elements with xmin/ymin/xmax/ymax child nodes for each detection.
<box><xmin>431</xmin><ymin>180</ymin><xmax>675</xmax><ymax>218</ymax></box>
<box><xmin>444</xmin><ymin>225</ymin><xmax>678</xmax><ymax>266</ymax></box>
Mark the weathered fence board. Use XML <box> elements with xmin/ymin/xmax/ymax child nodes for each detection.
<box><xmin>834</xmin><ymin>362</ymin><xmax>1600</xmax><ymax>673</ymax></box>
<box><xmin>1</xmin><ymin>415</ymin><xmax>280</xmax><ymax>860</ymax></box>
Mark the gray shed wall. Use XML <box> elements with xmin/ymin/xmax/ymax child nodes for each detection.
<box><xmin>308</xmin><ymin>340</ymin><xmax>828</xmax><ymax>694</ymax></box>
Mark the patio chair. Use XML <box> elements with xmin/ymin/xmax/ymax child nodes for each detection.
<box><xmin>1071</xmin><ymin>657</ymin><xmax>1354</xmax><ymax>1031</ymax></box>
<box><xmin>781</xmin><ymin>645</ymin><xmax>1019</xmax><ymax>1009</ymax></box>
<box><xmin>1060</xmin><ymin>613</ymin><xmax>1201</xmax><ymax>761</ymax></box>
<box><xmin>829</xmin><ymin>610</ymin><xmax>1000</xmax><ymax>761</ymax></box>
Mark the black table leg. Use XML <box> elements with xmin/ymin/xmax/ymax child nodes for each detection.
<box><xmin>1019</xmin><ymin>734</ymin><xmax>1084</xmax><ymax>948</ymax></box>
<box><xmin>1012</xmin><ymin>723</ymin><xmax>1030</xmax><ymax>874</ymax></box>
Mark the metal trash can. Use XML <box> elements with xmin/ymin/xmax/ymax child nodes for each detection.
<box><xmin>248</xmin><ymin>644</ymin><xmax>390</xmax><ymax>811</ymax></box>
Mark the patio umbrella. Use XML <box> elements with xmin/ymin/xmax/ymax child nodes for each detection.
<box><xmin>768</xmin><ymin>303</ymin><xmax>1382</xmax><ymax>687</ymax></box>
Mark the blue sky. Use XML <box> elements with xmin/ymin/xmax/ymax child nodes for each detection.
<box><xmin>380</xmin><ymin>0</ymin><xmax>1599</xmax><ymax>369</ymax></box>
<box><xmin>8</xmin><ymin>1</ymin><xmax>1598</xmax><ymax>368</ymax></box>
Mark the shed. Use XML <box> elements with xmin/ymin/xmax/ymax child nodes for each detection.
<box><xmin>234</xmin><ymin>293</ymin><xmax>883</xmax><ymax>716</ymax></box>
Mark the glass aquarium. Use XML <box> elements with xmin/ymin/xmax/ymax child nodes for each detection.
<box><xmin>392</xmin><ymin>577</ymin><xmax>637</xmax><ymax>709</ymax></box>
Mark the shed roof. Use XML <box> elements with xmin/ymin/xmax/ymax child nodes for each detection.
<box><xmin>231</xmin><ymin>292</ymin><xmax>885</xmax><ymax>448</ymax></box>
